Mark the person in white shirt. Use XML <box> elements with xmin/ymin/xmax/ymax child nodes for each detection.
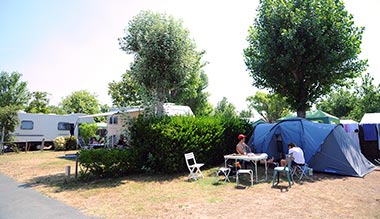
<box><xmin>281</xmin><ymin>142</ymin><xmax>305</xmax><ymax>166</ymax></box>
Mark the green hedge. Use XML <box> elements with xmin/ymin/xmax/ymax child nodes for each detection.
<box><xmin>130</xmin><ymin>115</ymin><xmax>252</xmax><ymax>174</ymax></box>
<box><xmin>79</xmin><ymin>148</ymin><xmax>138</xmax><ymax>179</ymax></box>
<box><xmin>78</xmin><ymin>115</ymin><xmax>252</xmax><ymax>178</ymax></box>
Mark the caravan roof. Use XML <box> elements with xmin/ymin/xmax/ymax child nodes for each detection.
<box><xmin>360</xmin><ymin>113</ymin><xmax>380</xmax><ymax>124</ymax></box>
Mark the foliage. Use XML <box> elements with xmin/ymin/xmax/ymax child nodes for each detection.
<box><xmin>108</xmin><ymin>71</ymin><xmax>144</xmax><ymax>107</ymax></box>
<box><xmin>0</xmin><ymin>105</ymin><xmax>19</xmax><ymax>142</ymax></box>
<box><xmin>25</xmin><ymin>91</ymin><xmax>50</xmax><ymax>113</ymax></box>
<box><xmin>78</xmin><ymin>149</ymin><xmax>138</xmax><ymax>179</ymax></box>
<box><xmin>317</xmin><ymin>88</ymin><xmax>357</xmax><ymax>119</ymax></box>
<box><xmin>61</xmin><ymin>90</ymin><xmax>101</xmax><ymax>114</ymax></box>
<box><xmin>0</xmin><ymin>71</ymin><xmax>30</xmax><ymax>109</ymax></box>
<box><xmin>64</xmin><ymin>136</ymin><xmax>78</xmax><ymax>150</ymax></box>
<box><xmin>214</xmin><ymin>97</ymin><xmax>237</xmax><ymax>118</ymax></box>
<box><xmin>317</xmin><ymin>73</ymin><xmax>380</xmax><ymax>121</ymax></box>
<box><xmin>78</xmin><ymin>122</ymin><xmax>98</xmax><ymax>145</ymax></box>
<box><xmin>118</xmin><ymin>10</ymin><xmax>208</xmax><ymax>115</ymax></box>
<box><xmin>246</xmin><ymin>91</ymin><xmax>291</xmax><ymax>122</ymax></box>
<box><xmin>129</xmin><ymin>115</ymin><xmax>252</xmax><ymax>174</ymax></box>
<box><xmin>244</xmin><ymin>0</ymin><xmax>367</xmax><ymax>117</ymax></box>
<box><xmin>47</xmin><ymin>105</ymin><xmax>66</xmax><ymax>115</ymax></box>
<box><xmin>53</xmin><ymin>136</ymin><xmax>66</xmax><ymax>151</ymax></box>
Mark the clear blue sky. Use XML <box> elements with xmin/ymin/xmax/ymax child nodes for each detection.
<box><xmin>0</xmin><ymin>0</ymin><xmax>379</xmax><ymax>112</ymax></box>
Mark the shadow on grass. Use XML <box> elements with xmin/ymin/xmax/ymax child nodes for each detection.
<box><xmin>20</xmin><ymin>159</ymin><xmax>354</xmax><ymax>194</ymax></box>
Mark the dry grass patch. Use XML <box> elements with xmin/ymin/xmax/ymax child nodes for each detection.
<box><xmin>1</xmin><ymin>151</ymin><xmax>380</xmax><ymax>218</ymax></box>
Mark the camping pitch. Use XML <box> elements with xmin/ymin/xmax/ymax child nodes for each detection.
<box><xmin>248</xmin><ymin>118</ymin><xmax>375</xmax><ymax>177</ymax></box>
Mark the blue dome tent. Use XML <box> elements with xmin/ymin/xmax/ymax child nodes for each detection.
<box><xmin>248</xmin><ymin>118</ymin><xmax>375</xmax><ymax>177</ymax></box>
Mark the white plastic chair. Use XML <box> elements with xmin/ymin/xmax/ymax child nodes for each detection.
<box><xmin>184</xmin><ymin>152</ymin><xmax>204</xmax><ymax>181</ymax></box>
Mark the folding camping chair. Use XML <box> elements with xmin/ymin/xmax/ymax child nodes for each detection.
<box><xmin>184</xmin><ymin>152</ymin><xmax>204</xmax><ymax>181</ymax></box>
<box><xmin>292</xmin><ymin>163</ymin><xmax>311</xmax><ymax>182</ymax></box>
<box><xmin>77</xmin><ymin>138</ymin><xmax>89</xmax><ymax>150</ymax></box>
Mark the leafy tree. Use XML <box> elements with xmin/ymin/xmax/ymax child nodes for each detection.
<box><xmin>48</xmin><ymin>105</ymin><xmax>66</xmax><ymax>115</ymax></box>
<box><xmin>317</xmin><ymin>73</ymin><xmax>380</xmax><ymax>121</ymax></box>
<box><xmin>317</xmin><ymin>88</ymin><xmax>357</xmax><ymax>119</ymax></box>
<box><xmin>0</xmin><ymin>71</ymin><xmax>30</xmax><ymax>108</ymax></box>
<box><xmin>61</xmin><ymin>90</ymin><xmax>101</xmax><ymax>115</ymax></box>
<box><xmin>0</xmin><ymin>105</ymin><xmax>19</xmax><ymax>143</ymax></box>
<box><xmin>118</xmin><ymin>10</ymin><xmax>207</xmax><ymax>115</ymax></box>
<box><xmin>78</xmin><ymin>122</ymin><xmax>98</xmax><ymax>145</ymax></box>
<box><xmin>246</xmin><ymin>91</ymin><xmax>291</xmax><ymax>122</ymax></box>
<box><xmin>181</xmin><ymin>72</ymin><xmax>212</xmax><ymax>115</ymax></box>
<box><xmin>108</xmin><ymin>71</ymin><xmax>144</xmax><ymax>107</ymax></box>
<box><xmin>239</xmin><ymin>109</ymin><xmax>252</xmax><ymax>119</ymax></box>
<box><xmin>244</xmin><ymin>0</ymin><xmax>367</xmax><ymax>118</ymax></box>
<box><xmin>25</xmin><ymin>91</ymin><xmax>50</xmax><ymax>113</ymax></box>
<box><xmin>214</xmin><ymin>97</ymin><xmax>237</xmax><ymax>118</ymax></box>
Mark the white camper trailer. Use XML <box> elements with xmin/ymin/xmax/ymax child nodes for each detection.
<box><xmin>13</xmin><ymin>111</ymin><xmax>94</xmax><ymax>150</ymax></box>
<box><xmin>81</xmin><ymin>104</ymin><xmax>194</xmax><ymax>147</ymax></box>
<box><xmin>107</xmin><ymin>104</ymin><xmax>193</xmax><ymax>146</ymax></box>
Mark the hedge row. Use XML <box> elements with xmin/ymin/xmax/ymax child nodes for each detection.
<box><xmin>78</xmin><ymin>115</ymin><xmax>252</xmax><ymax>178</ymax></box>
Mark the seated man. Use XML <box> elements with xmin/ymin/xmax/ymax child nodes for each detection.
<box><xmin>281</xmin><ymin>142</ymin><xmax>305</xmax><ymax>167</ymax></box>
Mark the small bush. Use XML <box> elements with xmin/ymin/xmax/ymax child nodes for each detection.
<box><xmin>78</xmin><ymin>148</ymin><xmax>137</xmax><ymax>179</ymax></box>
<box><xmin>54</xmin><ymin>136</ymin><xmax>66</xmax><ymax>151</ymax></box>
<box><xmin>64</xmin><ymin>136</ymin><xmax>77</xmax><ymax>150</ymax></box>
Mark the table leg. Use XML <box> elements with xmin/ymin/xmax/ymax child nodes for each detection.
<box><xmin>265</xmin><ymin>160</ymin><xmax>268</xmax><ymax>181</ymax></box>
<box><xmin>255</xmin><ymin>161</ymin><xmax>258</xmax><ymax>182</ymax></box>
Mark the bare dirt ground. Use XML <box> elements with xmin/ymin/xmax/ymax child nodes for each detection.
<box><xmin>1</xmin><ymin>151</ymin><xmax>380</xmax><ymax>219</ymax></box>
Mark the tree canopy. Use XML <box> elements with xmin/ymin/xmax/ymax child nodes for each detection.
<box><xmin>317</xmin><ymin>73</ymin><xmax>380</xmax><ymax>121</ymax></box>
<box><xmin>0</xmin><ymin>71</ymin><xmax>29</xmax><ymax>108</ymax></box>
<box><xmin>246</xmin><ymin>91</ymin><xmax>291</xmax><ymax>122</ymax></box>
<box><xmin>117</xmin><ymin>10</ymin><xmax>208</xmax><ymax>115</ymax></box>
<box><xmin>25</xmin><ymin>91</ymin><xmax>50</xmax><ymax>114</ymax></box>
<box><xmin>61</xmin><ymin>90</ymin><xmax>101</xmax><ymax>115</ymax></box>
<box><xmin>244</xmin><ymin>0</ymin><xmax>367</xmax><ymax>117</ymax></box>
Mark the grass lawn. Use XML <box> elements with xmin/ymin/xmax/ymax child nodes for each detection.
<box><xmin>0</xmin><ymin>150</ymin><xmax>380</xmax><ymax>218</ymax></box>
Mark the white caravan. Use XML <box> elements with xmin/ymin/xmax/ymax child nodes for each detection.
<box><xmin>81</xmin><ymin>104</ymin><xmax>194</xmax><ymax>147</ymax></box>
<box><xmin>13</xmin><ymin>111</ymin><xmax>94</xmax><ymax>150</ymax></box>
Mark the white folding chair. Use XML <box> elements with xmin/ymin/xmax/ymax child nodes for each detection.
<box><xmin>184</xmin><ymin>152</ymin><xmax>204</xmax><ymax>181</ymax></box>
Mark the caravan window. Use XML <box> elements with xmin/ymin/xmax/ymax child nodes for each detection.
<box><xmin>21</xmin><ymin>120</ymin><xmax>33</xmax><ymax>130</ymax></box>
<box><xmin>109</xmin><ymin>116</ymin><xmax>118</xmax><ymax>124</ymax></box>
<box><xmin>58</xmin><ymin>122</ymin><xmax>73</xmax><ymax>130</ymax></box>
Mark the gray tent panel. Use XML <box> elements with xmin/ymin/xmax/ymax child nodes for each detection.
<box><xmin>309</xmin><ymin>126</ymin><xmax>375</xmax><ymax>177</ymax></box>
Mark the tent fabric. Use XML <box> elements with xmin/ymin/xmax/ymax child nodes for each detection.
<box><xmin>362</xmin><ymin>124</ymin><xmax>378</xmax><ymax>141</ymax></box>
<box><xmin>360</xmin><ymin>113</ymin><xmax>380</xmax><ymax>150</ymax></box>
<box><xmin>249</xmin><ymin>118</ymin><xmax>375</xmax><ymax>177</ymax></box>
<box><xmin>340</xmin><ymin>121</ymin><xmax>360</xmax><ymax>147</ymax></box>
<box><xmin>278</xmin><ymin>109</ymin><xmax>340</xmax><ymax>124</ymax></box>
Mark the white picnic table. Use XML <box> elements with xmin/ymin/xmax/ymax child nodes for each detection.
<box><xmin>224</xmin><ymin>153</ymin><xmax>268</xmax><ymax>182</ymax></box>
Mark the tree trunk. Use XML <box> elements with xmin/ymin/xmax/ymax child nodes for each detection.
<box><xmin>297</xmin><ymin>109</ymin><xmax>306</xmax><ymax>118</ymax></box>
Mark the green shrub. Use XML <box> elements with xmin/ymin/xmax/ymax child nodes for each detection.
<box><xmin>79</xmin><ymin>122</ymin><xmax>98</xmax><ymax>145</ymax></box>
<box><xmin>130</xmin><ymin>115</ymin><xmax>252</xmax><ymax>174</ymax></box>
<box><xmin>78</xmin><ymin>115</ymin><xmax>252</xmax><ymax>177</ymax></box>
<box><xmin>54</xmin><ymin>136</ymin><xmax>66</xmax><ymax>151</ymax></box>
<box><xmin>64</xmin><ymin>136</ymin><xmax>77</xmax><ymax>150</ymax></box>
<box><xmin>78</xmin><ymin>148</ymin><xmax>137</xmax><ymax>179</ymax></box>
